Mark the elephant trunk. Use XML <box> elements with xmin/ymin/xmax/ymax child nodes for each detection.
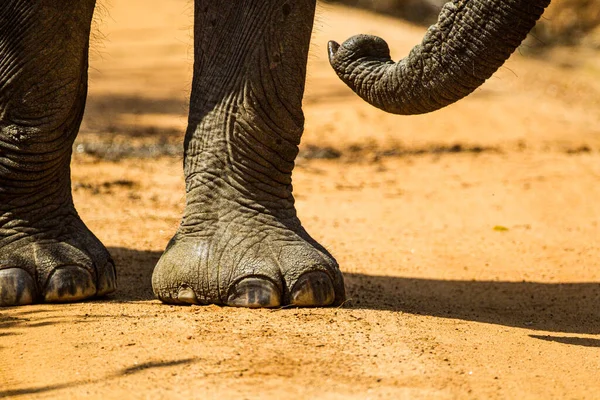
<box><xmin>328</xmin><ymin>0</ymin><xmax>551</xmax><ymax>115</ymax></box>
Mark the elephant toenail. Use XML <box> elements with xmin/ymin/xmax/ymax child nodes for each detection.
<box><xmin>291</xmin><ymin>271</ymin><xmax>335</xmax><ymax>307</ymax></box>
<box><xmin>227</xmin><ymin>278</ymin><xmax>281</xmax><ymax>308</ymax></box>
<box><xmin>177</xmin><ymin>286</ymin><xmax>199</xmax><ymax>304</ymax></box>
<box><xmin>0</xmin><ymin>268</ymin><xmax>36</xmax><ymax>307</ymax></box>
<box><xmin>96</xmin><ymin>262</ymin><xmax>117</xmax><ymax>296</ymax></box>
<box><xmin>43</xmin><ymin>266</ymin><xmax>96</xmax><ymax>303</ymax></box>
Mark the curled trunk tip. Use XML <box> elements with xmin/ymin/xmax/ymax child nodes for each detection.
<box><xmin>328</xmin><ymin>0</ymin><xmax>552</xmax><ymax>115</ymax></box>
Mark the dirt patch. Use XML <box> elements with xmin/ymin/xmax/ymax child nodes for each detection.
<box><xmin>1</xmin><ymin>2</ymin><xmax>600</xmax><ymax>399</ymax></box>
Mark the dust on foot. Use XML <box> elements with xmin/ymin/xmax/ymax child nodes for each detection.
<box><xmin>0</xmin><ymin>215</ymin><xmax>117</xmax><ymax>307</ymax></box>
<box><xmin>151</xmin><ymin>213</ymin><xmax>345</xmax><ymax>308</ymax></box>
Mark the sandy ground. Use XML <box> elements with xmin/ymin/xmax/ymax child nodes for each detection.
<box><xmin>2</xmin><ymin>1</ymin><xmax>600</xmax><ymax>398</ymax></box>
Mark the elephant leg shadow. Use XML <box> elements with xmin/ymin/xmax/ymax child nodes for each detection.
<box><xmin>107</xmin><ymin>247</ymin><xmax>600</xmax><ymax>336</ymax></box>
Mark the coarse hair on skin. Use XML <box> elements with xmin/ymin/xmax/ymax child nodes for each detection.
<box><xmin>89</xmin><ymin>0</ymin><xmax>111</xmax><ymax>65</ymax></box>
<box><xmin>306</xmin><ymin>1</ymin><xmax>331</xmax><ymax>91</ymax></box>
<box><xmin>310</xmin><ymin>1</ymin><xmax>327</xmax><ymax>60</ymax></box>
<box><xmin>182</xmin><ymin>0</ymin><xmax>194</xmax><ymax>86</ymax></box>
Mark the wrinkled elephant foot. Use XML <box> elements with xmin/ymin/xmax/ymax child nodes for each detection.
<box><xmin>152</xmin><ymin>212</ymin><xmax>345</xmax><ymax>308</ymax></box>
<box><xmin>0</xmin><ymin>214</ymin><xmax>116</xmax><ymax>307</ymax></box>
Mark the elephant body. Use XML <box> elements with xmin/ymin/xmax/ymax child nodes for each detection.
<box><xmin>0</xmin><ymin>0</ymin><xmax>550</xmax><ymax>307</ymax></box>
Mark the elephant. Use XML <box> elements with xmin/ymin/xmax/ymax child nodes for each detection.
<box><xmin>0</xmin><ymin>0</ymin><xmax>550</xmax><ymax>308</ymax></box>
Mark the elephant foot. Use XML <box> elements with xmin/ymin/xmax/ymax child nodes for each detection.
<box><xmin>0</xmin><ymin>0</ymin><xmax>113</xmax><ymax>307</ymax></box>
<box><xmin>154</xmin><ymin>0</ymin><xmax>345</xmax><ymax>308</ymax></box>
<box><xmin>152</xmin><ymin>209</ymin><xmax>346</xmax><ymax>308</ymax></box>
<box><xmin>0</xmin><ymin>211</ymin><xmax>116</xmax><ymax>307</ymax></box>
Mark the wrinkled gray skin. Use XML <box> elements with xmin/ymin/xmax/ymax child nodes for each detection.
<box><xmin>0</xmin><ymin>0</ymin><xmax>550</xmax><ymax>308</ymax></box>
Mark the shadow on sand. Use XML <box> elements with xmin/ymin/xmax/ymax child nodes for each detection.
<box><xmin>107</xmin><ymin>247</ymin><xmax>600</xmax><ymax>336</ymax></box>
<box><xmin>1</xmin><ymin>246</ymin><xmax>598</xmax><ymax>396</ymax></box>
<box><xmin>0</xmin><ymin>358</ymin><xmax>199</xmax><ymax>398</ymax></box>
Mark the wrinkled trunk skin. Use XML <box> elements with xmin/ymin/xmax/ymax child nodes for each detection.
<box><xmin>0</xmin><ymin>0</ymin><xmax>115</xmax><ymax>306</ymax></box>
<box><xmin>328</xmin><ymin>0</ymin><xmax>552</xmax><ymax>115</ymax></box>
<box><xmin>152</xmin><ymin>0</ymin><xmax>346</xmax><ymax>308</ymax></box>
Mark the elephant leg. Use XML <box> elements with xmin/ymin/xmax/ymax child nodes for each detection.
<box><xmin>152</xmin><ymin>0</ymin><xmax>345</xmax><ymax>307</ymax></box>
<box><xmin>0</xmin><ymin>0</ymin><xmax>116</xmax><ymax>306</ymax></box>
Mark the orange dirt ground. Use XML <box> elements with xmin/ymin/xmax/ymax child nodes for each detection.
<box><xmin>1</xmin><ymin>1</ymin><xmax>600</xmax><ymax>398</ymax></box>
